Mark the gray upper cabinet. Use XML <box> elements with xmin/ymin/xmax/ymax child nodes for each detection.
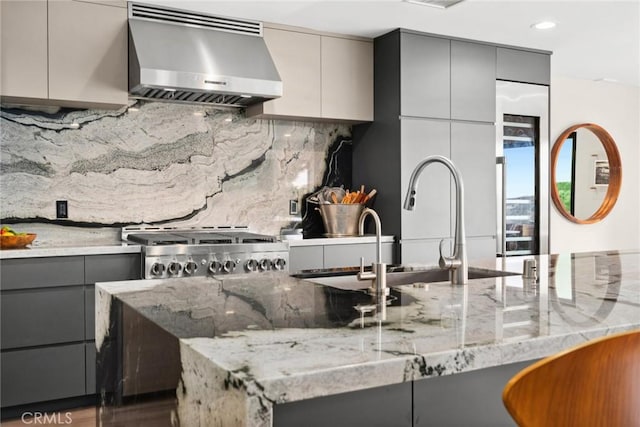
<box><xmin>400</xmin><ymin>33</ymin><xmax>450</xmax><ymax>119</ymax></box>
<box><xmin>497</xmin><ymin>47</ymin><xmax>551</xmax><ymax>86</ymax></box>
<box><xmin>400</xmin><ymin>32</ymin><xmax>497</xmax><ymax>123</ymax></box>
<box><xmin>451</xmin><ymin>41</ymin><xmax>497</xmax><ymax>122</ymax></box>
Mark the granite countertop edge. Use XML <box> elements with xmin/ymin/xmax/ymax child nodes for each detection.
<box><xmin>287</xmin><ymin>235</ymin><xmax>395</xmax><ymax>246</ymax></box>
<box><xmin>0</xmin><ymin>243</ymin><xmax>143</xmax><ymax>259</ymax></box>
<box><xmin>1</xmin><ymin>235</ymin><xmax>396</xmax><ymax>259</ymax></box>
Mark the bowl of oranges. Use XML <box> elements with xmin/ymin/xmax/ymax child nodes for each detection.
<box><xmin>1</xmin><ymin>226</ymin><xmax>37</xmax><ymax>249</ymax></box>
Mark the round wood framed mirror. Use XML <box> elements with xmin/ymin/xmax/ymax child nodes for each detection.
<box><xmin>550</xmin><ymin>123</ymin><xmax>622</xmax><ymax>224</ymax></box>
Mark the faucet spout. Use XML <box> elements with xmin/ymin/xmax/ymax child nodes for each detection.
<box><xmin>359</xmin><ymin>208</ymin><xmax>382</xmax><ymax>264</ymax></box>
<box><xmin>403</xmin><ymin>155</ymin><xmax>468</xmax><ymax>285</ymax></box>
<box><xmin>357</xmin><ymin>208</ymin><xmax>388</xmax><ymax>320</ymax></box>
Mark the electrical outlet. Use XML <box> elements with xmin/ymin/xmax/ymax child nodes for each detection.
<box><xmin>289</xmin><ymin>199</ymin><xmax>299</xmax><ymax>215</ymax></box>
<box><xmin>56</xmin><ymin>200</ymin><xmax>68</xmax><ymax>219</ymax></box>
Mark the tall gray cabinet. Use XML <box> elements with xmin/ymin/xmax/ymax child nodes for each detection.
<box><xmin>353</xmin><ymin>29</ymin><xmax>550</xmax><ymax>264</ymax></box>
<box><xmin>353</xmin><ymin>29</ymin><xmax>498</xmax><ymax>264</ymax></box>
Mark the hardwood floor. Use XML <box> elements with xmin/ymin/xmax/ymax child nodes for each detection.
<box><xmin>2</xmin><ymin>399</ymin><xmax>176</xmax><ymax>426</ymax></box>
<box><xmin>2</xmin><ymin>406</ymin><xmax>96</xmax><ymax>427</ymax></box>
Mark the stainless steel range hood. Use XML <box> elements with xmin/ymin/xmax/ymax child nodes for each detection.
<box><xmin>128</xmin><ymin>3</ymin><xmax>282</xmax><ymax>107</ymax></box>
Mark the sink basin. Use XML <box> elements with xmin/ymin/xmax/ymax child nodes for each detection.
<box><xmin>384</xmin><ymin>267</ymin><xmax>518</xmax><ymax>287</ymax></box>
<box><xmin>299</xmin><ymin>266</ymin><xmax>519</xmax><ymax>291</ymax></box>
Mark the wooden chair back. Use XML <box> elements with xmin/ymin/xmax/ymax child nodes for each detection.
<box><xmin>502</xmin><ymin>329</ymin><xmax>640</xmax><ymax>427</ymax></box>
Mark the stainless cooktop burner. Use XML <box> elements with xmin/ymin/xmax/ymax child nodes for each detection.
<box><xmin>122</xmin><ymin>226</ymin><xmax>288</xmax><ymax>279</ymax></box>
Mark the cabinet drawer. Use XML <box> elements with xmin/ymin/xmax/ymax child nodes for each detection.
<box><xmin>1</xmin><ymin>287</ymin><xmax>85</xmax><ymax>349</ymax></box>
<box><xmin>0</xmin><ymin>256</ymin><xmax>84</xmax><ymax>290</ymax></box>
<box><xmin>323</xmin><ymin>243</ymin><xmax>394</xmax><ymax>268</ymax></box>
<box><xmin>1</xmin><ymin>344</ymin><xmax>85</xmax><ymax>407</ymax></box>
<box><xmin>85</xmin><ymin>253</ymin><xmax>141</xmax><ymax>283</ymax></box>
<box><xmin>467</xmin><ymin>236</ymin><xmax>498</xmax><ymax>261</ymax></box>
<box><xmin>289</xmin><ymin>246</ymin><xmax>324</xmax><ymax>272</ymax></box>
<box><xmin>400</xmin><ymin>239</ymin><xmax>447</xmax><ymax>265</ymax></box>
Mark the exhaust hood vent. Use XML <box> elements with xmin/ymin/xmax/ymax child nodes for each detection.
<box><xmin>128</xmin><ymin>3</ymin><xmax>282</xmax><ymax>108</ymax></box>
<box><xmin>404</xmin><ymin>0</ymin><xmax>465</xmax><ymax>8</ymax></box>
<box><xmin>129</xmin><ymin>3</ymin><xmax>262</xmax><ymax>36</ymax></box>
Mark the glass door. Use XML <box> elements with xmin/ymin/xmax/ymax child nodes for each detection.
<box><xmin>503</xmin><ymin>115</ymin><xmax>538</xmax><ymax>255</ymax></box>
<box><xmin>496</xmin><ymin>81</ymin><xmax>549</xmax><ymax>257</ymax></box>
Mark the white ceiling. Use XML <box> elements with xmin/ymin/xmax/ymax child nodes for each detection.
<box><xmin>144</xmin><ymin>0</ymin><xmax>640</xmax><ymax>87</ymax></box>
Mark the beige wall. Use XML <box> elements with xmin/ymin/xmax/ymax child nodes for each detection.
<box><xmin>550</xmin><ymin>76</ymin><xmax>640</xmax><ymax>252</ymax></box>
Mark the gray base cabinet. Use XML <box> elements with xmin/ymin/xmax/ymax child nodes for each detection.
<box><xmin>1</xmin><ymin>344</ymin><xmax>85</xmax><ymax>408</ymax></box>
<box><xmin>274</xmin><ymin>381</ymin><xmax>412</xmax><ymax>427</ymax></box>
<box><xmin>274</xmin><ymin>360</ymin><xmax>536</xmax><ymax>427</ymax></box>
<box><xmin>413</xmin><ymin>360</ymin><xmax>536</xmax><ymax>426</ymax></box>
<box><xmin>289</xmin><ymin>242</ymin><xmax>395</xmax><ymax>272</ymax></box>
<box><xmin>1</xmin><ymin>287</ymin><xmax>85</xmax><ymax>349</ymax></box>
<box><xmin>0</xmin><ymin>253</ymin><xmax>140</xmax><ymax>409</ymax></box>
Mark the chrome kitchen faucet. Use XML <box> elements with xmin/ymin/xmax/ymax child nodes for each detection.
<box><xmin>356</xmin><ymin>208</ymin><xmax>388</xmax><ymax>320</ymax></box>
<box><xmin>403</xmin><ymin>155</ymin><xmax>468</xmax><ymax>285</ymax></box>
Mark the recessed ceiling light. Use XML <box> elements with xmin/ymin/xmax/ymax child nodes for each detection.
<box><xmin>404</xmin><ymin>0</ymin><xmax>465</xmax><ymax>9</ymax></box>
<box><xmin>531</xmin><ymin>21</ymin><xmax>556</xmax><ymax>30</ymax></box>
<box><xmin>594</xmin><ymin>78</ymin><xmax>618</xmax><ymax>83</ymax></box>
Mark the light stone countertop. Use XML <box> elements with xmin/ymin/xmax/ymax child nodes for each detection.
<box><xmin>0</xmin><ymin>224</ymin><xmax>140</xmax><ymax>259</ymax></box>
<box><xmin>96</xmin><ymin>250</ymin><xmax>640</xmax><ymax>426</ymax></box>
<box><xmin>0</xmin><ymin>232</ymin><xmax>394</xmax><ymax>259</ymax></box>
<box><xmin>0</xmin><ymin>242</ymin><xmax>142</xmax><ymax>259</ymax></box>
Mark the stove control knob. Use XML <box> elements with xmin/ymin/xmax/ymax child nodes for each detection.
<box><xmin>209</xmin><ymin>260</ymin><xmax>223</xmax><ymax>275</ymax></box>
<box><xmin>259</xmin><ymin>258</ymin><xmax>271</xmax><ymax>271</ymax></box>
<box><xmin>223</xmin><ymin>259</ymin><xmax>237</xmax><ymax>274</ymax></box>
<box><xmin>273</xmin><ymin>257</ymin><xmax>287</xmax><ymax>271</ymax></box>
<box><xmin>245</xmin><ymin>258</ymin><xmax>259</xmax><ymax>272</ymax></box>
<box><xmin>184</xmin><ymin>261</ymin><xmax>198</xmax><ymax>275</ymax></box>
<box><xmin>168</xmin><ymin>262</ymin><xmax>182</xmax><ymax>276</ymax></box>
<box><xmin>150</xmin><ymin>262</ymin><xmax>165</xmax><ymax>277</ymax></box>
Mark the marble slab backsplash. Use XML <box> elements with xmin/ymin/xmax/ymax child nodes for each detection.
<box><xmin>0</xmin><ymin>101</ymin><xmax>351</xmax><ymax>244</ymax></box>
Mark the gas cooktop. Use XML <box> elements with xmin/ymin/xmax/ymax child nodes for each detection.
<box><xmin>121</xmin><ymin>226</ymin><xmax>288</xmax><ymax>279</ymax></box>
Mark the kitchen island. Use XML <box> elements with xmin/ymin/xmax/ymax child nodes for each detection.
<box><xmin>96</xmin><ymin>250</ymin><xmax>640</xmax><ymax>426</ymax></box>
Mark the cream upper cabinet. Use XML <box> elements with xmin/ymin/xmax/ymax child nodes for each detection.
<box><xmin>48</xmin><ymin>0</ymin><xmax>127</xmax><ymax>106</ymax></box>
<box><xmin>0</xmin><ymin>0</ymin><xmax>48</xmax><ymax>99</ymax></box>
<box><xmin>0</xmin><ymin>0</ymin><xmax>127</xmax><ymax>108</ymax></box>
<box><xmin>248</xmin><ymin>27</ymin><xmax>322</xmax><ymax>118</ymax></box>
<box><xmin>72</xmin><ymin>0</ymin><xmax>127</xmax><ymax>7</ymax></box>
<box><xmin>247</xmin><ymin>26</ymin><xmax>373</xmax><ymax>123</ymax></box>
<box><xmin>321</xmin><ymin>36</ymin><xmax>373</xmax><ymax>122</ymax></box>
